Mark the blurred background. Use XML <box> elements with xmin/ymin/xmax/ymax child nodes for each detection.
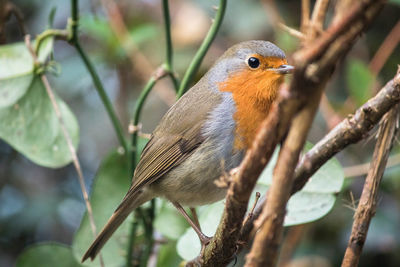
<box><xmin>1</xmin><ymin>0</ymin><xmax>400</xmax><ymax>266</ymax></box>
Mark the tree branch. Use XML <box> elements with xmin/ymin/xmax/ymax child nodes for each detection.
<box><xmin>195</xmin><ymin>1</ymin><xmax>386</xmax><ymax>266</ymax></box>
<box><xmin>244</xmin><ymin>1</ymin><xmax>385</xmax><ymax>266</ymax></box>
<box><xmin>293</xmin><ymin>71</ymin><xmax>400</xmax><ymax>193</ymax></box>
<box><xmin>341</xmin><ymin>103</ymin><xmax>400</xmax><ymax>267</ymax></box>
<box><xmin>238</xmin><ymin>68</ymin><xmax>400</xmax><ymax>250</ymax></box>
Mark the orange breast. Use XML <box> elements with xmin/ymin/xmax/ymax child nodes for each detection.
<box><xmin>218</xmin><ymin>57</ymin><xmax>286</xmax><ymax>150</ymax></box>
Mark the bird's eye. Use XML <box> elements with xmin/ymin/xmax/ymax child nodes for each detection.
<box><xmin>247</xmin><ymin>57</ymin><xmax>260</xmax><ymax>69</ymax></box>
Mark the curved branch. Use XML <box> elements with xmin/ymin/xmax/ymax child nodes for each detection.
<box><xmin>293</xmin><ymin>71</ymin><xmax>400</xmax><ymax>193</ymax></box>
<box><xmin>238</xmin><ymin>68</ymin><xmax>400</xmax><ymax>252</ymax></box>
<box><xmin>70</xmin><ymin>0</ymin><xmax>129</xmax><ymax>154</ymax></box>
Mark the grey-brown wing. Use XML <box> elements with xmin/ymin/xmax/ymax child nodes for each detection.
<box><xmin>116</xmin><ymin>81</ymin><xmax>221</xmax><ymax>209</ymax></box>
<box><xmin>116</xmin><ymin>124</ymin><xmax>205</xmax><ymax>210</ymax></box>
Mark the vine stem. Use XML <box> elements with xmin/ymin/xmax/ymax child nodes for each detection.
<box><xmin>177</xmin><ymin>0</ymin><xmax>227</xmax><ymax>97</ymax></box>
<box><xmin>70</xmin><ymin>0</ymin><xmax>128</xmax><ymax>154</ymax></box>
<box><xmin>130</xmin><ymin>77</ymin><xmax>156</xmax><ymax>172</ymax></box>
<box><xmin>162</xmin><ymin>0</ymin><xmax>179</xmax><ymax>91</ymax></box>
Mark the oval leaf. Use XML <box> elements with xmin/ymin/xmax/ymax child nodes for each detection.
<box><xmin>0</xmin><ymin>38</ymin><xmax>54</xmax><ymax>108</ymax></box>
<box><xmin>258</xmin><ymin>145</ymin><xmax>344</xmax><ymax>226</ymax></box>
<box><xmin>0</xmin><ymin>77</ymin><xmax>79</xmax><ymax>168</ymax></box>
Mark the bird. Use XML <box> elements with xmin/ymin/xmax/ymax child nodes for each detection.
<box><xmin>82</xmin><ymin>40</ymin><xmax>293</xmax><ymax>262</ymax></box>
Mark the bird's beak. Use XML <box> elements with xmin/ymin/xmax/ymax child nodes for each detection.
<box><xmin>273</xmin><ymin>64</ymin><xmax>294</xmax><ymax>75</ymax></box>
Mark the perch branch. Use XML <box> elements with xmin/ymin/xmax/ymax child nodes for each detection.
<box><xmin>195</xmin><ymin>1</ymin><xmax>386</xmax><ymax>266</ymax></box>
<box><xmin>245</xmin><ymin>87</ymin><xmax>324</xmax><ymax>267</ymax></box>
<box><xmin>195</xmin><ymin>84</ymin><xmax>293</xmax><ymax>267</ymax></box>
<box><xmin>245</xmin><ymin>1</ymin><xmax>385</xmax><ymax>266</ymax></box>
<box><xmin>238</xmin><ymin>69</ymin><xmax>400</xmax><ymax>247</ymax></box>
<box><xmin>344</xmin><ymin>153</ymin><xmax>400</xmax><ymax>178</ymax></box>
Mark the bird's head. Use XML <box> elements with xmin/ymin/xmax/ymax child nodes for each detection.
<box><xmin>209</xmin><ymin>40</ymin><xmax>293</xmax><ymax>103</ymax></box>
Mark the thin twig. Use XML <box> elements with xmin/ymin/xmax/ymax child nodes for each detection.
<box><xmin>293</xmin><ymin>71</ymin><xmax>400</xmax><ymax>193</ymax></box>
<box><xmin>24</xmin><ymin>35</ymin><xmax>104</xmax><ymax>267</ymax></box>
<box><xmin>309</xmin><ymin>0</ymin><xmax>330</xmax><ymax>37</ymax></box>
<box><xmin>278</xmin><ymin>23</ymin><xmax>305</xmax><ymax>40</ymax></box>
<box><xmin>306</xmin><ymin>0</ymin><xmax>330</xmax><ymax>44</ymax></box>
<box><xmin>177</xmin><ymin>0</ymin><xmax>227</xmax><ymax>97</ymax></box>
<box><xmin>341</xmin><ymin>103</ymin><xmax>400</xmax><ymax>267</ymax></box>
<box><xmin>242</xmin><ymin>192</ymin><xmax>261</xmax><ymax>227</ymax></box>
<box><xmin>369</xmin><ymin>19</ymin><xmax>400</xmax><ymax>76</ymax></box>
<box><xmin>344</xmin><ymin>153</ymin><xmax>400</xmax><ymax>178</ymax></box>
<box><xmin>301</xmin><ymin>0</ymin><xmax>310</xmax><ymax>32</ymax></box>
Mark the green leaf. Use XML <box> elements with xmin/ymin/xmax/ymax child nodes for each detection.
<box><xmin>258</xmin><ymin>144</ymin><xmax>344</xmax><ymax>226</ymax></box>
<box><xmin>154</xmin><ymin>200</ymin><xmax>189</xmax><ymax>240</ymax></box>
<box><xmin>0</xmin><ymin>76</ymin><xmax>79</xmax><ymax>168</ymax></box>
<box><xmin>176</xmin><ymin>143</ymin><xmax>344</xmax><ymax>260</ymax></box>
<box><xmin>156</xmin><ymin>241</ymin><xmax>183</xmax><ymax>267</ymax></box>
<box><xmin>72</xmin><ymin>151</ymin><xmax>131</xmax><ymax>266</ymax></box>
<box><xmin>346</xmin><ymin>59</ymin><xmax>374</xmax><ymax>106</ymax></box>
<box><xmin>0</xmin><ymin>38</ymin><xmax>54</xmax><ymax>108</ymax></box>
<box><xmin>16</xmin><ymin>242</ymin><xmax>82</xmax><ymax>267</ymax></box>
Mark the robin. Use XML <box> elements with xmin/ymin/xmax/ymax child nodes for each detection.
<box><xmin>82</xmin><ymin>40</ymin><xmax>293</xmax><ymax>261</ymax></box>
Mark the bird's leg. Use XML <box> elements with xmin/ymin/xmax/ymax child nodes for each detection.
<box><xmin>172</xmin><ymin>202</ymin><xmax>211</xmax><ymax>246</ymax></box>
<box><xmin>190</xmin><ymin>207</ymin><xmax>201</xmax><ymax>231</ymax></box>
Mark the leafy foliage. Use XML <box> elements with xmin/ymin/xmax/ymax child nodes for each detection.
<box><xmin>0</xmin><ymin>38</ymin><xmax>79</xmax><ymax>168</ymax></box>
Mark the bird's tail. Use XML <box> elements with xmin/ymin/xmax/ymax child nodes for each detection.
<box><xmin>81</xmin><ymin>190</ymin><xmax>151</xmax><ymax>262</ymax></box>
